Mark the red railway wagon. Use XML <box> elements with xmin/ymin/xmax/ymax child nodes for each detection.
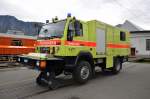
<box><xmin>0</xmin><ymin>33</ymin><xmax>37</xmax><ymax>62</ymax></box>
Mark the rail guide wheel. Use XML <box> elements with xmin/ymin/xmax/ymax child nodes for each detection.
<box><xmin>36</xmin><ymin>71</ymin><xmax>72</xmax><ymax>90</ymax></box>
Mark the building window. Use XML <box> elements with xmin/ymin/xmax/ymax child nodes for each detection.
<box><xmin>120</xmin><ymin>31</ymin><xmax>126</xmax><ymax>41</ymax></box>
<box><xmin>11</xmin><ymin>39</ymin><xmax>23</xmax><ymax>46</ymax></box>
<box><xmin>146</xmin><ymin>39</ymin><xmax>150</xmax><ymax>51</ymax></box>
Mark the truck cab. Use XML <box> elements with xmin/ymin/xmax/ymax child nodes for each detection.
<box><xmin>36</xmin><ymin>16</ymin><xmax>88</xmax><ymax>57</ymax></box>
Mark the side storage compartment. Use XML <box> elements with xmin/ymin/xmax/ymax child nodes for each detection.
<box><xmin>95</xmin><ymin>21</ymin><xmax>106</xmax><ymax>55</ymax></box>
<box><xmin>96</xmin><ymin>28</ymin><xmax>106</xmax><ymax>55</ymax></box>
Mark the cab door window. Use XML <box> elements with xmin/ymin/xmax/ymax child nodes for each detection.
<box><xmin>74</xmin><ymin>20</ymin><xmax>83</xmax><ymax>36</ymax></box>
<box><xmin>67</xmin><ymin>20</ymin><xmax>83</xmax><ymax>41</ymax></box>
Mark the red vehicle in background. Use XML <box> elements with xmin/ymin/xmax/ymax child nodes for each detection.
<box><xmin>0</xmin><ymin>33</ymin><xmax>36</xmax><ymax>62</ymax></box>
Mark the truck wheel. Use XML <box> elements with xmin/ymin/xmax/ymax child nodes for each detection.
<box><xmin>73</xmin><ymin>61</ymin><xmax>92</xmax><ymax>84</ymax></box>
<box><xmin>111</xmin><ymin>58</ymin><xmax>122</xmax><ymax>74</ymax></box>
<box><xmin>101</xmin><ymin>58</ymin><xmax>122</xmax><ymax>74</ymax></box>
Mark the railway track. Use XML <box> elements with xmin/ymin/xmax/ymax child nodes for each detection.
<box><xmin>0</xmin><ymin>72</ymin><xmax>74</xmax><ymax>99</ymax></box>
<box><xmin>0</xmin><ymin>78</ymin><xmax>48</xmax><ymax>99</ymax></box>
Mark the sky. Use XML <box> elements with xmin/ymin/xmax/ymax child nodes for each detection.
<box><xmin>0</xmin><ymin>0</ymin><xmax>150</xmax><ymax>29</ymax></box>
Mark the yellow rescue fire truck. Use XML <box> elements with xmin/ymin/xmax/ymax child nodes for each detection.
<box><xmin>18</xmin><ymin>14</ymin><xmax>130</xmax><ymax>89</ymax></box>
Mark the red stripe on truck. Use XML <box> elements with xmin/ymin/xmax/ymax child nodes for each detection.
<box><xmin>36</xmin><ymin>40</ymin><xmax>130</xmax><ymax>48</ymax></box>
<box><xmin>64</xmin><ymin>41</ymin><xmax>96</xmax><ymax>47</ymax></box>
<box><xmin>36</xmin><ymin>40</ymin><xmax>61</xmax><ymax>46</ymax></box>
<box><xmin>107</xmin><ymin>43</ymin><xmax>130</xmax><ymax>48</ymax></box>
<box><xmin>36</xmin><ymin>40</ymin><xmax>96</xmax><ymax>47</ymax></box>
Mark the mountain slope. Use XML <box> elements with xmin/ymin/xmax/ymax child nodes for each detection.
<box><xmin>0</xmin><ymin>15</ymin><xmax>43</xmax><ymax>36</ymax></box>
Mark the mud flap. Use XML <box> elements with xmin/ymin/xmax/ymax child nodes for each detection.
<box><xmin>106</xmin><ymin>56</ymin><xmax>113</xmax><ymax>68</ymax></box>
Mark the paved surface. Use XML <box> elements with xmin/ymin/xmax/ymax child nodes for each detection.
<box><xmin>0</xmin><ymin>62</ymin><xmax>21</xmax><ymax>69</ymax></box>
<box><xmin>0</xmin><ymin>62</ymin><xmax>150</xmax><ymax>99</ymax></box>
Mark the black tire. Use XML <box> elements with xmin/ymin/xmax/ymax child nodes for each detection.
<box><xmin>73</xmin><ymin>61</ymin><xmax>92</xmax><ymax>84</ymax></box>
<box><xmin>101</xmin><ymin>58</ymin><xmax>122</xmax><ymax>74</ymax></box>
<box><xmin>111</xmin><ymin>58</ymin><xmax>122</xmax><ymax>74</ymax></box>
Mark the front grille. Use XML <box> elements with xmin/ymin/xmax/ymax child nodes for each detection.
<box><xmin>40</xmin><ymin>47</ymin><xmax>50</xmax><ymax>53</ymax></box>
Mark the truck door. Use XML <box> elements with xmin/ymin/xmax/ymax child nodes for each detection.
<box><xmin>66</xmin><ymin>20</ymin><xmax>85</xmax><ymax>56</ymax></box>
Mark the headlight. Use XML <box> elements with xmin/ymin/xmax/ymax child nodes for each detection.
<box><xmin>24</xmin><ymin>59</ymin><xmax>28</xmax><ymax>63</ymax></box>
<box><xmin>36</xmin><ymin>61</ymin><xmax>40</xmax><ymax>66</ymax></box>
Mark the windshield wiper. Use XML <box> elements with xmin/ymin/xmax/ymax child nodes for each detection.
<box><xmin>38</xmin><ymin>36</ymin><xmax>61</xmax><ymax>40</ymax></box>
<box><xmin>50</xmin><ymin>35</ymin><xmax>61</xmax><ymax>38</ymax></box>
<box><xmin>37</xmin><ymin>37</ymin><xmax>49</xmax><ymax>40</ymax></box>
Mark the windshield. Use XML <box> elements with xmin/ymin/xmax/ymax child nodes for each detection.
<box><xmin>38</xmin><ymin>20</ymin><xmax>66</xmax><ymax>39</ymax></box>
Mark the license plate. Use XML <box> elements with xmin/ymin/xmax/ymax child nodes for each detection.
<box><xmin>24</xmin><ymin>59</ymin><xmax>28</xmax><ymax>63</ymax></box>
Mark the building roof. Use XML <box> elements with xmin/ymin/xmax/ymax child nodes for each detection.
<box><xmin>131</xmin><ymin>30</ymin><xmax>150</xmax><ymax>33</ymax></box>
<box><xmin>116</xmin><ymin>20</ymin><xmax>144</xmax><ymax>31</ymax></box>
<box><xmin>0</xmin><ymin>33</ymin><xmax>37</xmax><ymax>39</ymax></box>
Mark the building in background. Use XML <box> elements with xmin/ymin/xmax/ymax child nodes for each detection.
<box><xmin>130</xmin><ymin>31</ymin><xmax>150</xmax><ymax>56</ymax></box>
<box><xmin>117</xmin><ymin>20</ymin><xmax>150</xmax><ymax>56</ymax></box>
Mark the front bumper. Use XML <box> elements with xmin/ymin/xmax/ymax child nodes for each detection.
<box><xmin>17</xmin><ymin>55</ymin><xmax>65</xmax><ymax>71</ymax></box>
